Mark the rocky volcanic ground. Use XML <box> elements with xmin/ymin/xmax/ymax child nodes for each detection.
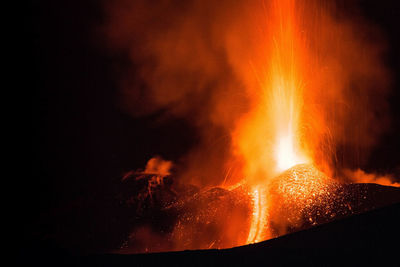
<box><xmin>29</xmin><ymin>167</ymin><xmax>400</xmax><ymax>254</ymax></box>
<box><xmin>116</xmin><ymin>165</ymin><xmax>400</xmax><ymax>253</ymax></box>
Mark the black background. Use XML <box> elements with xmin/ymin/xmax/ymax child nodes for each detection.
<box><xmin>29</xmin><ymin>0</ymin><xmax>400</xmax><ymax>252</ymax></box>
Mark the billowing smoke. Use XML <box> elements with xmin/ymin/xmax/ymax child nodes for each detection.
<box><xmin>343</xmin><ymin>168</ymin><xmax>400</xmax><ymax>187</ymax></box>
<box><xmin>103</xmin><ymin>0</ymin><xmax>391</xmax><ymax>186</ymax></box>
<box><xmin>143</xmin><ymin>156</ymin><xmax>172</xmax><ymax>176</ymax></box>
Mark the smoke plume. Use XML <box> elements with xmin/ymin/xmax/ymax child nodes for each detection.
<box><xmin>104</xmin><ymin>0</ymin><xmax>390</xmax><ymax>186</ymax></box>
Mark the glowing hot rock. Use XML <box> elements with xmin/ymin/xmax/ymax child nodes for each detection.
<box><xmin>267</xmin><ymin>164</ymin><xmax>341</xmax><ymax>236</ymax></box>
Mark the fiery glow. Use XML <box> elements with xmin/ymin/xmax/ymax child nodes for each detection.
<box><xmin>276</xmin><ymin>134</ymin><xmax>307</xmax><ymax>172</ymax></box>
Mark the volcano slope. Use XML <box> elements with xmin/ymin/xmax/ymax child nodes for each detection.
<box><xmin>115</xmin><ymin>164</ymin><xmax>400</xmax><ymax>253</ymax></box>
<box><xmin>25</xmin><ymin>165</ymin><xmax>400</xmax><ymax>259</ymax></box>
<box><xmin>23</xmin><ymin>202</ymin><xmax>400</xmax><ymax>266</ymax></box>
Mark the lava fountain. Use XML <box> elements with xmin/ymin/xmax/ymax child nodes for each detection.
<box><xmin>233</xmin><ymin>0</ymin><xmax>312</xmax><ymax>243</ymax></box>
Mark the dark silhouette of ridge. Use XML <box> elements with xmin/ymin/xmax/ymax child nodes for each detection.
<box><xmin>22</xmin><ymin>202</ymin><xmax>400</xmax><ymax>266</ymax></box>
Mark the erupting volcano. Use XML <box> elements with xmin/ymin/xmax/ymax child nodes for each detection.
<box><xmin>101</xmin><ymin>0</ymin><xmax>400</xmax><ymax>254</ymax></box>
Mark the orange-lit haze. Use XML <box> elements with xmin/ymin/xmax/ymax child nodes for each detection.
<box><xmin>105</xmin><ymin>0</ymin><xmax>394</xmax><ymax>249</ymax></box>
<box><xmin>143</xmin><ymin>156</ymin><xmax>172</xmax><ymax>176</ymax></box>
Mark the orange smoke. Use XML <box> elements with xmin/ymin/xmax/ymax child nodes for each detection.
<box><xmin>343</xmin><ymin>168</ymin><xmax>400</xmax><ymax>187</ymax></box>
<box><xmin>104</xmin><ymin>0</ymin><xmax>389</xmax><ymax>186</ymax></box>
<box><xmin>143</xmin><ymin>156</ymin><xmax>172</xmax><ymax>176</ymax></box>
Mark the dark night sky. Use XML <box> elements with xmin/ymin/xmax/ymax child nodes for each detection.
<box><xmin>29</xmin><ymin>0</ymin><xmax>400</xmax><ymax>251</ymax></box>
<box><xmin>31</xmin><ymin>0</ymin><xmax>196</xmax><ymax>208</ymax></box>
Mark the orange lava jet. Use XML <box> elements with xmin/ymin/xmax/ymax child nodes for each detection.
<box><xmin>246</xmin><ymin>186</ymin><xmax>269</xmax><ymax>244</ymax></box>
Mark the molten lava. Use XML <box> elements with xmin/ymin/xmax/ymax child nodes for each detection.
<box><xmin>246</xmin><ymin>186</ymin><xmax>269</xmax><ymax>244</ymax></box>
